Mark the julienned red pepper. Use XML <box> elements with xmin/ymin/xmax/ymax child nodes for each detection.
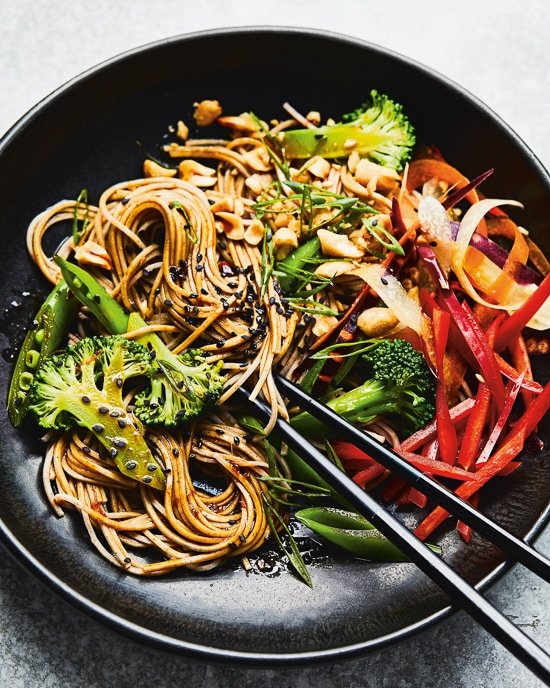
<box><xmin>493</xmin><ymin>272</ymin><xmax>550</xmax><ymax>352</ymax></box>
<box><xmin>456</xmin><ymin>493</ymin><xmax>480</xmax><ymax>543</ymax></box>
<box><xmin>397</xmin><ymin>397</ymin><xmax>475</xmax><ymax>453</ymax></box>
<box><xmin>457</xmin><ymin>382</ymin><xmax>491</xmax><ymax>470</ymax></box>
<box><xmin>352</xmin><ymin>464</ymin><xmax>387</xmax><ymax>489</ymax></box>
<box><xmin>433</xmin><ymin>307</ymin><xmax>458</xmax><ymax>464</ymax></box>
<box><xmin>509</xmin><ymin>332</ymin><xmax>536</xmax><ymax>410</ymax></box>
<box><xmin>396</xmin><ymin>449</ymin><xmax>482</xmax><ymax>481</ymax></box>
<box><xmin>415</xmin><ymin>379</ymin><xmax>550</xmax><ymax>540</ymax></box>
<box><xmin>448</xmin><ymin>297</ymin><xmax>506</xmax><ymax>410</ymax></box>
<box><xmin>475</xmin><ymin>374</ymin><xmax>524</xmax><ymax>466</ymax></box>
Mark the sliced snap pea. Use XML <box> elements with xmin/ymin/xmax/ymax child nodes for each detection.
<box><xmin>8</xmin><ymin>280</ymin><xmax>78</xmax><ymax>427</ymax></box>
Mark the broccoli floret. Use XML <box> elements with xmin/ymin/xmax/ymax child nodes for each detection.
<box><xmin>28</xmin><ymin>335</ymin><xmax>166</xmax><ymax>490</ymax></box>
<box><xmin>291</xmin><ymin>338</ymin><xmax>435</xmax><ymax>437</ymax></box>
<box><xmin>281</xmin><ymin>90</ymin><xmax>415</xmax><ymax>171</ymax></box>
<box><xmin>54</xmin><ymin>259</ymin><xmax>227</xmax><ymax>428</ymax></box>
<box><xmin>133</xmin><ymin>345</ymin><xmax>225</xmax><ymax>427</ymax></box>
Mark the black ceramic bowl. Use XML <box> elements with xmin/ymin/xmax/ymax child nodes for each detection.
<box><xmin>0</xmin><ymin>27</ymin><xmax>548</xmax><ymax>665</ymax></box>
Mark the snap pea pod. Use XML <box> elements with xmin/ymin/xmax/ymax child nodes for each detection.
<box><xmin>8</xmin><ymin>280</ymin><xmax>78</xmax><ymax>427</ymax></box>
<box><xmin>54</xmin><ymin>256</ymin><xmax>130</xmax><ymax>334</ymax></box>
<box><xmin>295</xmin><ymin>507</ymin><xmax>441</xmax><ymax>561</ymax></box>
<box><xmin>276</xmin><ymin>236</ymin><xmax>321</xmax><ymax>293</ymax></box>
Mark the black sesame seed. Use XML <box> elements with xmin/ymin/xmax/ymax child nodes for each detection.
<box><xmin>98</xmin><ymin>405</ymin><xmax>109</xmax><ymax>415</ymax></box>
<box><xmin>116</xmin><ymin>377</ymin><xmax>123</xmax><ymax>388</ymax></box>
<box><xmin>142</xmin><ymin>475</ymin><xmax>153</xmax><ymax>484</ymax></box>
<box><xmin>164</xmin><ymin>299</ymin><xmax>173</xmax><ymax>307</ymax></box>
<box><xmin>92</xmin><ymin>424</ymin><xmax>104</xmax><ymax>433</ymax></box>
<box><xmin>172</xmin><ymin>447</ymin><xmax>180</xmax><ymax>457</ymax></box>
<box><xmin>93</xmin><ymin>295</ymin><xmax>101</xmax><ymax>304</ymax></box>
<box><xmin>234</xmin><ymin>436</ymin><xmax>240</xmax><ymax>445</ymax></box>
<box><xmin>123</xmin><ymin>557</ymin><xmax>131</xmax><ymax>564</ymax></box>
<box><xmin>117</xmin><ymin>418</ymin><xmax>126</xmax><ymax>429</ymax></box>
<box><xmin>114</xmin><ymin>437</ymin><xmax>128</xmax><ymax>448</ymax></box>
<box><xmin>190</xmin><ymin>292</ymin><xmax>199</xmax><ymax>299</ymax></box>
<box><xmin>196</xmin><ymin>253</ymin><xmax>203</xmax><ymax>262</ymax></box>
<box><xmin>110</xmin><ymin>410</ymin><xmax>120</xmax><ymax>417</ymax></box>
<box><xmin>81</xmin><ymin>395</ymin><xmax>91</xmax><ymax>404</ymax></box>
<box><xmin>147</xmin><ymin>463</ymin><xmax>158</xmax><ymax>472</ymax></box>
<box><xmin>380</xmin><ymin>277</ymin><xmax>388</xmax><ymax>286</ymax></box>
<box><xmin>110</xmin><ymin>448</ymin><xmax>118</xmax><ymax>458</ymax></box>
<box><xmin>216</xmin><ymin>339</ymin><xmax>225</xmax><ymax>348</ymax></box>
<box><xmin>125</xmin><ymin>461</ymin><xmax>137</xmax><ymax>470</ymax></box>
<box><xmin>82</xmin><ymin>446</ymin><xmax>91</xmax><ymax>454</ymax></box>
<box><xmin>196</xmin><ymin>265</ymin><xmax>204</xmax><ymax>272</ymax></box>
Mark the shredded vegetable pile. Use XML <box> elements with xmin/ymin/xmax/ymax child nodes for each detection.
<box><xmin>7</xmin><ymin>91</ymin><xmax>549</xmax><ymax>583</ymax></box>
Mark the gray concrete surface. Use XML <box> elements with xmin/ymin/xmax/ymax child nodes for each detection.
<box><xmin>0</xmin><ymin>1</ymin><xmax>549</xmax><ymax>686</ymax></box>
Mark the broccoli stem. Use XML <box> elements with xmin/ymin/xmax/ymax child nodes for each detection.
<box><xmin>290</xmin><ymin>379</ymin><xmax>387</xmax><ymax>435</ymax></box>
<box><xmin>282</xmin><ymin>125</ymin><xmax>402</xmax><ymax>161</ymax></box>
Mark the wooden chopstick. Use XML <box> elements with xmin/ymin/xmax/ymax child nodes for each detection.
<box><xmin>275</xmin><ymin>374</ymin><xmax>550</xmax><ymax>584</ymax></box>
<box><xmin>232</xmin><ymin>387</ymin><xmax>550</xmax><ymax>684</ymax></box>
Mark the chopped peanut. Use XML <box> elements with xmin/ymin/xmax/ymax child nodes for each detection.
<box><xmin>314</xmin><ymin>260</ymin><xmax>357</xmax><ymax>279</ymax></box>
<box><xmin>176</xmin><ymin>120</ymin><xmax>189</xmax><ymax>141</ymax></box>
<box><xmin>357</xmin><ymin>307</ymin><xmax>399</xmax><ymax>338</ymax></box>
<box><xmin>243</xmin><ymin>219</ymin><xmax>265</xmax><ymax>246</ymax></box>
<box><xmin>317</xmin><ymin>228</ymin><xmax>364</xmax><ymax>259</ymax></box>
<box><xmin>193</xmin><ymin>99</ymin><xmax>222</xmax><ymax>126</ymax></box>
<box><xmin>312</xmin><ymin>315</ymin><xmax>339</xmax><ymax>338</ymax></box>
<box><xmin>272</xmin><ymin>227</ymin><xmax>298</xmax><ymax>259</ymax></box>
<box><xmin>216</xmin><ymin>212</ymin><xmax>245</xmax><ymax>240</ymax></box>
<box><xmin>143</xmin><ymin>159</ymin><xmax>177</xmax><ymax>178</ymax></box>
<box><xmin>74</xmin><ymin>241</ymin><xmax>113</xmax><ymax>271</ymax></box>
<box><xmin>217</xmin><ymin>113</ymin><xmax>257</xmax><ymax>134</ymax></box>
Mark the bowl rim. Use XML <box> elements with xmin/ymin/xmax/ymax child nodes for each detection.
<box><xmin>0</xmin><ymin>24</ymin><xmax>549</xmax><ymax>665</ymax></box>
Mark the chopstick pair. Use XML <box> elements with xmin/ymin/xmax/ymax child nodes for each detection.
<box><xmin>233</xmin><ymin>376</ymin><xmax>550</xmax><ymax>684</ymax></box>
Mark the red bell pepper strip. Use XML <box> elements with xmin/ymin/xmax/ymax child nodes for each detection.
<box><xmin>494</xmin><ymin>352</ymin><xmax>542</xmax><ymax>393</ymax></box>
<box><xmin>352</xmin><ymin>464</ymin><xmax>387</xmax><ymax>489</ymax></box>
<box><xmin>456</xmin><ymin>493</ymin><xmax>480</xmax><ymax>543</ymax></box>
<box><xmin>493</xmin><ymin>272</ymin><xmax>550</xmax><ymax>352</ymax></box>
<box><xmin>457</xmin><ymin>383</ymin><xmax>491</xmax><ymax>470</ymax></box>
<box><xmin>509</xmin><ymin>332</ymin><xmax>536</xmax><ymax>410</ymax></box>
<box><xmin>396</xmin><ymin>449</ymin><xmax>482</xmax><ymax>481</ymax></box>
<box><xmin>382</xmin><ymin>476</ymin><xmax>408</xmax><ymax>503</ymax></box>
<box><xmin>415</xmin><ymin>379</ymin><xmax>550</xmax><ymax>540</ymax></box>
<box><xmin>476</xmin><ymin>373</ymin><xmax>524</xmax><ymax>466</ymax></box>
<box><xmin>397</xmin><ymin>397</ymin><xmax>475</xmax><ymax>453</ymax></box>
<box><xmin>449</xmin><ymin>298</ymin><xmax>506</xmax><ymax>409</ymax></box>
<box><xmin>496</xmin><ymin>461</ymin><xmax>521</xmax><ymax>477</ymax></box>
<box><xmin>433</xmin><ymin>307</ymin><xmax>458</xmax><ymax>464</ymax></box>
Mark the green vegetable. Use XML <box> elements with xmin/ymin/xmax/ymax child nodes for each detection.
<box><xmin>276</xmin><ymin>236</ymin><xmax>322</xmax><ymax>293</ymax></box>
<box><xmin>7</xmin><ymin>281</ymin><xmax>78</xmax><ymax>427</ymax></box>
<box><xmin>295</xmin><ymin>507</ymin><xmax>441</xmax><ymax>560</ymax></box>
<box><xmin>28</xmin><ymin>335</ymin><xmax>165</xmax><ymax>490</ymax></box>
<box><xmin>281</xmin><ymin>90</ymin><xmax>415</xmax><ymax>171</ymax></box>
<box><xmin>55</xmin><ymin>257</ymin><xmax>226</xmax><ymax>427</ymax></box>
<box><xmin>131</xmin><ymin>318</ymin><xmax>225</xmax><ymax>427</ymax></box>
<box><xmin>291</xmin><ymin>338</ymin><xmax>436</xmax><ymax>437</ymax></box>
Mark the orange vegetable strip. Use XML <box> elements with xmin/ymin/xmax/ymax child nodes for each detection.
<box><xmin>406</xmin><ymin>159</ymin><xmax>481</xmax><ymax>206</ymax></box>
<box><xmin>457</xmin><ymin>383</ymin><xmax>491</xmax><ymax>470</ymax></box>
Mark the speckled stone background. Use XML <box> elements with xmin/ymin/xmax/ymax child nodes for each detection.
<box><xmin>0</xmin><ymin>1</ymin><xmax>549</xmax><ymax>686</ymax></box>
